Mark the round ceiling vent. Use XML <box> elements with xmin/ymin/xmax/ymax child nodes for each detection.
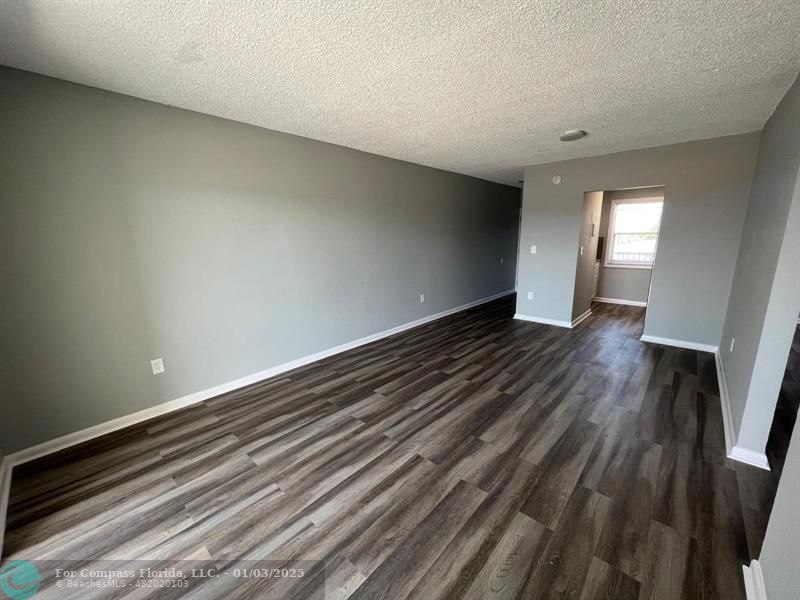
<box><xmin>560</xmin><ymin>129</ymin><xmax>587</xmax><ymax>142</ymax></box>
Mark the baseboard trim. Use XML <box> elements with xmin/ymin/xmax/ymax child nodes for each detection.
<box><xmin>742</xmin><ymin>560</ymin><xmax>767</xmax><ymax>600</ymax></box>
<box><xmin>730</xmin><ymin>446</ymin><xmax>770</xmax><ymax>470</ymax></box>
<box><xmin>0</xmin><ymin>288</ymin><xmax>516</xmax><ymax>558</ymax></box>
<box><xmin>714</xmin><ymin>352</ymin><xmax>771</xmax><ymax>471</ymax></box>
<box><xmin>593</xmin><ymin>297</ymin><xmax>647</xmax><ymax>307</ymax></box>
<box><xmin>4</xmin><ymin>289</ymin><xmax>515</xmax><ymax>469</ymax></box>
<box><xmin>6</xmin><ymin>395</ymin><xmax>224</xmax><ymax>469</ymax></box>
<box><xmin>571</xmin><ymin>309</ymin><xmax>592</xmax><ymax>328</ymax></box>
<box><xmin>514</xmin><ymin>313</ymin><xmax>573</xmax><ymax>328</ymax></box>
<box><xmin>0</xmin><ymin>457</ymin><xmax>12</xmax><ymax>560</ymax></box>
<box><xmin>639</xmin><ymin>334</ymin><xmax>719</xmax><ymax>354</ymax></box>
<box><xmin>715</xmin><ymin>351</ymin><xmax>737</xmax><ymax>457</ymax></box>
<box><xmin>513</xmin><ymin>310</ymin><xmax>591</xmax><ymax>329</ymax></box>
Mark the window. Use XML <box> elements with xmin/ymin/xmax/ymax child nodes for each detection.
<box><xmin>605</xmin><ymin>197</ymin><xmax>663</xmax><ymax>268</ymax></box>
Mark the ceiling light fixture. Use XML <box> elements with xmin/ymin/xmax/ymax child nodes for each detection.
<box><xmin>560</xmin><ymin>129</ymin><xmax>587</xmax><ymax>142</ymax></box>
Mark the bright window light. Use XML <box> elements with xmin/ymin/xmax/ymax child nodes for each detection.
<box><xmin>605</xmin><ymin>198</ymin><xmax>663</xmax><ymax>268</ymax></box>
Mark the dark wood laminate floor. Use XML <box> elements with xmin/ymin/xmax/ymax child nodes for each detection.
<box><xmin>4</xmin><ymin>296</ymin><xmax>771</xmax><ymax>599</ymax></box>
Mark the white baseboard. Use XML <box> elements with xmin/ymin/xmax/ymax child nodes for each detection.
<box><xmin>6</xmin><ymin>395</ymin><xmax>224</xmax><ymax>468</ymax></box>
<box><xmin>513</xmin><ymin>310</ymin><xmax>591</xmax><ymax>329</ymax></box>
<box><xmin>715</xmin><ymin>351</ymin><xmax>771</xmax><ymax>471</ymax></box>
<box><xmin>514</xmin><ymin>313</ymin><xmax>573</xmax><ymax>328</ymax></box>
<box><xmin>0</xmin><ymin>457</ymin><xmax>11</xmax><ymax>560</ymax></box>
<box><xmin>743</xmin><ymin>560</ymin><xmax>767</xmax><ymax>600</ymax></box>
<box><xmin>639</xmin><ymin>334</ymin><xmax>719</xmax><ymax>354</ymax></box>
<box><xmin>0</xmin><ymin>288</ymin><xmax>516</xmax><ymax>556</ymax></box>
<box><xmin>571</xmin><ymin>309</ymin><xmax>592</xmax><ymax>328</ymax></box>
<box><xmin>715</xmin><ymin>351</ymin><xmax>737</xmax><ymax>457</ymax></box>
<box><xmin>730</xmin><ymin>446</ymin><xmax>770</xmax><ymax>470</ymax></box>
<box><xmin>7</xmin><ymin>288</ymin><xmax>515</xmax><ymax>468</ymax></box>
<box><xmin>593</xmin><ymin>297</ymin><xmax>647</xmax><ymax>307</ymax></box>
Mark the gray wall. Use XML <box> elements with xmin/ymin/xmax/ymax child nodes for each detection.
<box><xmin>516</xmin><ymin>134</ymin><xmax>760</xmax><ymax>345</ymax></box>
<box><xmin>760</xmin><ymin>414</ymin><xmax>800</xmax><ymax>598</ymax></box>
<box><xmin>596</xmin><ymin>188</ymin><xmax>663</xmax><ymax>304</ymax></box>
<box><xmin>0</xmin><ymin>67</ymin><xmax>520</xmax><ymax>453</ymax></box>
<box><xmin>571</xmin><ymin>191</ymin><xmax>603</xmax><ymax>319</ymax></box>
<box><xmin>721</xmin><ymin>74</ymin><xmax>800</xmax><ymax>456</ymax></box>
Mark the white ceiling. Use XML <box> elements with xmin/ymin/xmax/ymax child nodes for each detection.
<box><xmin>1</xmin><ymin>1</ymin><xmax>799</xmax><ymax>186</ymax></box>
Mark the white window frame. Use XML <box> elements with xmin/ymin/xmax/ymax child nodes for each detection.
<box><xmin>604</xmin><ymin>196</ymin><xmax>663</xmax><ymax>270</ymax></box>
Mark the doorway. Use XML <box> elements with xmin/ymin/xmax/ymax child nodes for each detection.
<box><xmin>572</xmin><ymin>186</ymin><xmax>665</xmax><ymax>334</ymax></box>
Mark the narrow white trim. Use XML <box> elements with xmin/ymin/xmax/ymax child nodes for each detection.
<box><xmin>593</xmin><ymin>297</ymin><xmax>647</xmax><ymax>307</ymax></box>
<box><xmin>742</xmin><ymin>560</ymin><xmax>767</xmax><ymax>600</ymax></box>
<box><xmin>715</xmin><ymin>351</ymin><xmax>736</xmax><ymax>457</ymax></box>
<box><xmin>715</xmin><ymin>351</ymin><xmax>771</xmax><ymax>471</ymax></box>
<box><xmin>730</xmin><ymin>446</ymin><xmax>770</xmax><ymax>470</ymax></box>
<box><xmin>603</xmin><ymin>263</ymin><xmax>653</xmax><ymax>270</ymax></box>
<box><xmin>0</xmin><ymin>289</ymin><xmax>516</xmax><ymax>557</ymax></box>
<box><xmin>0</xmin><ymin>457</ymin><xmax>12</xmax><ymax>559</ymax></box>
<box><xmin>514</xmin><ymin>313</ymin><xmax>573</xmax><ymax>328</ymax></box>
<box><xmin>4</xmin><ymin>288</ymin><xmax>515</xmax><ymax>469</ymax></box>
<box><xmin>6</xmin><ymin>396</ymin><xmax>218</xmax><ymax>468</ymax></box>
<box><xmin>571</xmin><ymin>309</ymin><xmax>592</xmax><ymax>328</ymax></box>
<box><xmin>639</xmin><ymin>334</ymin><xmax>719</xmax><ymax>354</ymax></box>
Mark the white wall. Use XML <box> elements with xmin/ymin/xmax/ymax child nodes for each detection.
<box><xmin>571</xmin><ymin>191</ymin><xmax>603</xmax><ymax>319</ymax></box>
<box><xmin>759</xmin><ymin>414</ymin><xmax>800</xmax><ymax>598</ymax></box>
<box><xmin>720</xmin><ymin>73</ymin><xmax>800</xmax><ymax>458</ymax></box>
<box><xmin>0</xmin><ymin>67</ymin><xmax>520</xmax><ymax>453</ymax></box>
<box><xmin>516</xmin><ymin>134</ymin><xmax>759</xmax><ymax>346</ymax></box>
<box><xmin>596</xmin><ymin>188</ymin><xmax>663</xmax><ymax>304</ymax></box>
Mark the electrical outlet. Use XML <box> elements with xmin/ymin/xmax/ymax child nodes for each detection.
<box><xmin>150</xmin><ymin>358</ymin><xmax>165</xmax><ymax>375</ymax></box>
<box><xmin>729</xmin><ymin>338</ymin><xmax>735</xmax><ymax>352</ymax></box>
<box><xmin>500</xmin><ymin>257</ymin><xmax>504</xmax><ymax>264</ymax></box>
<box><xmin>527</xmin><ymin>291</ymin><xmax>533</xmax><ymax>300</ymax></box>
<box><xmin>530</xmin><ymin>245</ymin><xmax>537</xmax><ymax>254</ymax></box>
<box><xmin>419</xmin><ymin>294</ymin><xmax>425</xmax><ymax>304</ymax></box>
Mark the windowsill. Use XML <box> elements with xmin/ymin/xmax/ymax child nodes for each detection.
<box><xmin>603</xmin><ymin>263</ymin><xmax>653</xmax><ymax>270</ymax></box>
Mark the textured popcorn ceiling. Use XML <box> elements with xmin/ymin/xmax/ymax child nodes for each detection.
<box><xmin>1</xmin><ymin>1</ymin><xmax>799</xmax><ymax>186</ymax></box>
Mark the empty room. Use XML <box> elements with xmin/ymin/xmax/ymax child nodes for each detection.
<box><xmin>1</xmin><ymin>2</ymin><xmax>800</xmax><ymax>599</ymax></box>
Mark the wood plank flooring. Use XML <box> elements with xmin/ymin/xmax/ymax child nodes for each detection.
<box><xmin>3</xmin><ymin>296</ymin><xmax>771</xmax><ymax>599</ymax></box>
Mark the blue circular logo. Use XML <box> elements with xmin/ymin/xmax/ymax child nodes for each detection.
<box><xmin>0</xmin><ymin>561</ymin><xmax>41</xmax><ymax>600</ymax></box>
